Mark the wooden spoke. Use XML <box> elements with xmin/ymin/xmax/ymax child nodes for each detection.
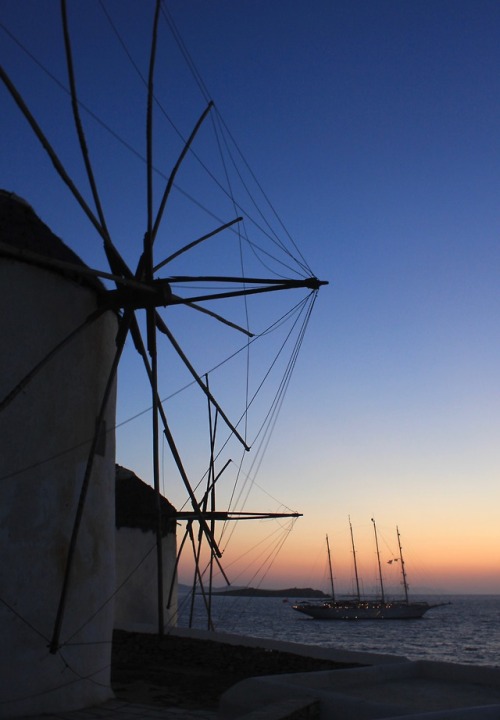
<box><xmin>153</xmin><ymin>217</ymin><xmax>242</xmax><ymax>272</ymax></box>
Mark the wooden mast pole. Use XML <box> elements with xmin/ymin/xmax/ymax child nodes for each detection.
<box><xmin>371</xmin><ymin>518</ymin><xmax>385</xmax><ymax>603</ymax></box>
<box><xmin>348</xmin><ymin>516</ymin><xmax>361</xmax><ymax>601</ymax></box>
<box><xmin>397</xmin><ymin>526</ymin><xmax>410</xmax><ymax>603</ymax></box>
<box><xmin>326</xmin><ymin>534</ymin><xmax>335</xmax><ymax>601</ymax></box>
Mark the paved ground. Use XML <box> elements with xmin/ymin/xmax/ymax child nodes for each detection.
<box><xmin>15</xmin><ymin>698</ymin><xmax>216</xmax><ymax>720</ymax></box>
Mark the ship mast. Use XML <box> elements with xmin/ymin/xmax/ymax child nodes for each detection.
<box><xmin>348</xmin><ymin>516</ymin><xmax>361</xmax><ymax>601</ymax></box>
<box><xmin>397</xmin><ymin>526</ymin><xmax>410</xmax><ymax>603</ymax></box>
<box><xmin>371</xmin><ymin>518</ymin><xmax>385</xmax><ymax>602</ymax></box>
<box><xmin>326</xmin><ymin>534</ymin><xmax>335</xmax><ymax>601</ymax></box>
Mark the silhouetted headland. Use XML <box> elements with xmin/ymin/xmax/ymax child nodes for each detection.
<box><xmin>210</xmin><ymin>587</ymin><xmax>328</xmax><ymax>598</ymax></box>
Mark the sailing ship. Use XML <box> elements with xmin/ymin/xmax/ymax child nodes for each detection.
<box><xmin>292</xmin><ymin>519</ymin><xmax>445</xmax><ymax>620</ymax></box>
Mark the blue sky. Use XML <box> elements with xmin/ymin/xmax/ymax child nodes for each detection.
<box><xmin>2</xmin><ymin>1</ymin><xmax>500</xmax><ymax>592</ymax></box>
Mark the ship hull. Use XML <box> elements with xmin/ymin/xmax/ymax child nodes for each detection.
<box><xmin>292</xmin><ymin>600</ymin><xmax>433</xmax><ymax>620</ymax></box>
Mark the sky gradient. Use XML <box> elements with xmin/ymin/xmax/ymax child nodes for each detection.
<box><xmin>2</xmin><ymin>1</ymin><xmax>500</xmax><ymax>595</ymax></box>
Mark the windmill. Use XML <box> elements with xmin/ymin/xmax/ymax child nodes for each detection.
<box><xmin>0</xmin><ymin>2</ymin><xmax>326</xmax><ymax>713</ymax></box>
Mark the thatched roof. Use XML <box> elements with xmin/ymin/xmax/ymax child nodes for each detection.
<box><xmin>0</xmin><ymin>189</ymin><xmax>103</xmax><ymax>292</ymax></box>
<box><xmin>115</xmin><ymin>465</ymin><xmax>177</xmax><ymax>536</ymax></box>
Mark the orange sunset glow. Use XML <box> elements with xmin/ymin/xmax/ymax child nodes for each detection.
<box><xmin>177</xmin><ymin>513</ymin><xmax>500</xmax><ymax>596</ymax></box>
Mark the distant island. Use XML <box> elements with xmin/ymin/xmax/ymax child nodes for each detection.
<box><xmin>210</xmin><ymin>587</ymin><xmax>328</xmax><ymax>598</ymax></box>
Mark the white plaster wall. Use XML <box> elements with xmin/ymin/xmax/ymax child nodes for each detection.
<box><xmin>0</xmin><ymin>260</ymin><xmax>117</xmax><ymax>717</ymax></box>
<box><xmin>114</xmin><ymin>526</ymin><xmax>178</xmax><ymax>632</ymax></box>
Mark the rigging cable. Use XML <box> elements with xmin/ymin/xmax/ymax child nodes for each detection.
<box><xmin>222</xmin><ymin>291</ymin><xmax>317</xmax><ymax>533</ymax></box>
<box><xmin>208</xmin><ymin>105</ymin><xmax>252</xmax><ymax>446</ymax></box>
<box><xmin>160</xmin><ymin>0</ymin><xmax>312</xmax><ymax>277</ymax></box>
<box><xmin>213</xmin><ymin>107</ymin><xmax>313</xmax><ymax>277</ymax></box>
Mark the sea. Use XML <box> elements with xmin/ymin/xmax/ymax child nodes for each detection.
<box><xmin>177</xmin><ymin>593</ymin><xmax>500</xmax><ymax>668</ymax></box>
